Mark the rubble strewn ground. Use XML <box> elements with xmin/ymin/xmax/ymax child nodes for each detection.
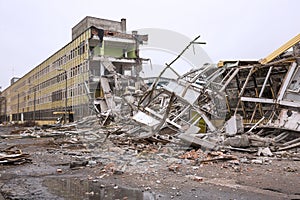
<box><xmin>1</xmin><ymin>35</ymin><xmax>300</xmax><ymax>199</ymax></box>
<box><xmin>0</xmin><ymin>118</ymin><xmax>299</xmax><ymax>199</ymax></box>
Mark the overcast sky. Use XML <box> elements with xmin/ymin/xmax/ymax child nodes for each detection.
<box><xmin>0</xmin><ymin>0</ymin><xmax>299</xmax><ymax>90</ymax></box>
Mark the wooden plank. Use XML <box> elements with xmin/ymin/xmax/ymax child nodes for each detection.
<box><xmin>260</xmin><ymin>34</ymin><xmax>300</xmax><ymax>64</ymax></box>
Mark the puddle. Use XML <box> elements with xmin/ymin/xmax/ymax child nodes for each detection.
<box><xmin>43</xmin><ymin>177</ymin><xmax>157</xmax><ymax>200</ymax></box>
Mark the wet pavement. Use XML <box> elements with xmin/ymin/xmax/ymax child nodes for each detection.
<box><xmin>43</xmin><ymin>177</ymin><xmax>157</xmax><ymax>200</ymax></box>
<box><xmin>1</xmin><ymin>176</ymin><xmax>157</xmax><ymax>200</ymax></box>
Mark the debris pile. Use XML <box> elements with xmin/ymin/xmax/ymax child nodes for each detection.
<box><xmin>2</xmin><ymin>35</ymin><xmax>300</xmax><ymax>168</ymax></box>
<box><xmin>86</xmin><ymin>34</ymin><xmax>300</xmax><ymax>159</ymax></box>
<box><xmin>0</xmin><ymin>147</ymin><xmax>31</xmax><ymax>165</ymax></box>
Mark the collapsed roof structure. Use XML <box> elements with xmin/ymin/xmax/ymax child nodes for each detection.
<box><xmin>92</xmin><ymin>33</ymin><xmax>300</xmax><ymax>152</ymax></box>
<box><xmin>219</xmin><ymin>34</ymin><xmax>300</xmax><ymax>134</ymax></box>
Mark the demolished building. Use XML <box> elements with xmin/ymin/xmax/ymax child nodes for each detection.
<box><xmin>104</xmin><ymin>33</ymin><xmax>300</xmax><ymax>152</ymax></box>
<box><xmin>0</xmin><ymin>16</ymin><xmax>148</xmax><ymax>124</ymax></box>
<box><xmin>0</xmin><ymin>17</ymin><xmax>299</xmax><ymax>152</ymax></box>
<box><xmin>219</xmin><ymin>33</ymin><xmax>300</xmax><ymax>134</ymax></box>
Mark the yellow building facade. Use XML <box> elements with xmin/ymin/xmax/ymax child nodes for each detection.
<box><xmin>0</xmin><ymin>16</ymin><xmax>147</xmax><ymax>124</ymax></box>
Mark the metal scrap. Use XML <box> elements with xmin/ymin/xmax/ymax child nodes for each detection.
<box><xmin>4</xmin><ymin>34</ymin><xmax>297</xmax><ymax>161</ymax></box>
<box><xmin>81</xmin><ymin>34</ymin><xmax>300</xmax><ymax>155</ymax></box>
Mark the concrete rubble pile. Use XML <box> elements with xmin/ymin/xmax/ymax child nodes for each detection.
<box><xmin>85</xmin><ymin>35</ymin><xmax>300</xmax><ymax>158</ymax></box>
<box><xmin>218</xmin><ymin>35</ymin><xmax>300</xmax><ymax>155</ymax></box>
<box><xmin>3</xmin><ymin>35</ymin><xmax>300</xmax><ymax>168</ymax></box>
<box><xmin>35</xmin><ymin>35</ymin><xmax>300</xmax><ymax>161</ymax></box>
<box><xmin>84</xmin><ymin>36</ymin><xmax>226</xmax><ymax>151</ymax></box>
<box><xmin>83</xmin><ymin>34</ymin><xmax>300</xmax><ymax>160</ymax></box>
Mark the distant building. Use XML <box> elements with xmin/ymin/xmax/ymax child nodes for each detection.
<box><xmin>0</xmin><ymin>16</ymin><xmax>148</xmax><ymax>124</ymax></box>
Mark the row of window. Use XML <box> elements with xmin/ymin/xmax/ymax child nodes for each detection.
<box><xmin>28</xmin><ymin>65</ymin><xmax>51</xmax><ymax>84</ymax></box>
<box><xmin>2</xmin><ymin>102</ymin><xmax>91</xmax><ymax>122</ymax></box>
<box><xmin>28</xmin><ymin>41</ymin><xmax>87</xmax><ymax>83</ymax></box>
<box><xmin>11</xmin><ymin>79</ymin><xmax>88</xmax><ymax>111</ymax></box>
<box><xmin>11</xmin><ymin>108</ymin><xmax>66</xmax><ymax>121</ymax></box>
<box><xmin>27</xmin><ymin>82</ymin><xmax>87</xmax><ymax>107</ymax></box>
<box><xmin>10</xmin><ymin>91</ymin><xmax>26</xmax><ymax>103</ymax></box>
<box><xmin>10</xmin><ymin>76</ymin><xmax>88</xmax><ymax>113</ymax></box>
<box><xmin>30</xmin><ymin>76</ymin><xmax>59</xmax><ymax>93</ymax></box>
<box><xmin>70</xmin><ymin>63</ymin><xmax>84</xmax><ymax>77</ymax></box>
<box><xmin>69</xmin><ymin>83</ymin><xmax>86</xmax><ymax>97</ymax></box>
<box><xmin>52</xmin><ymin>41</ymin><xmax>86</xmax><ymax>69</ymax></box>
<box><xmin>29</xmin><ymin>63</ymin><xmax>89</xmax><ymax>93</ymax></box>
<box><xmin>5</xmin><ymin>104</ymin><xmax>89</xmax><ymax>122</ymax></box>
<box><xmin>52</xmin><ymin>90</ymin><xmax>63</xmax><ymax>102</ymax></box>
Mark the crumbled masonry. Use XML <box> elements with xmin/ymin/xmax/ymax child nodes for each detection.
<box><xmin>82</xmin><ymin>34</ymin><xmax>300</xmax><ymax>156</ymax></box>
<box><xmin>0</xmin><ymin>17</ymin><xmax>300</xmax><ymax>199</ymax></box>
<box><xmin>2</xmin><ymin>35</ymin><xmax>300</xmax><ymax>164</ymax></box>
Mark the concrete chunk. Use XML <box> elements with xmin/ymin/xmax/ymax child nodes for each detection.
<box><xmin>178</xmin><ymin>134</ymin><xmax>219</xmax><ymax>151</ymax></box>
<box><xmin>223</xmin><ymin>135</ymin><xmax>250</xmax><ymax>148</ymax></box>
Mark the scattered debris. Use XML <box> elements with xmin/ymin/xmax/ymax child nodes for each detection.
<box><xmin>200</xmin><ymin>152</ymin><xmax>238</xmax><ymax>163</ymax></box>
<box><xmin>186</xmin><ymin>175</ymin><xmax>203</xmax><ymax>182</ymax></box>
<box><xmin>283</xmin><ymin>166</ymin><xmax>298</xmax><ymax>172</ymax></box>
<box><xmin>251</xmin><ymin>159</ymin><xmax>264</xmax><ymax>165</ymax></box>
<box><xmin>258</xmin><ymin>147</ymin><xmax>273</xmax><ymax>157</ymax></box>
<box><xmin>168</xmin><ymin>164</ymin><xmax>181</xmax><ymax>172</ymax></box>
<box><xmin>70</xmin><ymin>161</ymin><xmax>89</xmax><ymax>169</ymax></box>
<box><xmin>223</xmin><ymin>135</ymin><xmax>250</xmax><ymax>148</ymax></box>
<box><xmin>1</xmin><ymin>34</ymin><xmax>300</xmax><ymax>172</ymax></box>
<box><xmin>0</xmin><ymin>148</ymin><xmax>31</xmax><ymax>165</ymax></box>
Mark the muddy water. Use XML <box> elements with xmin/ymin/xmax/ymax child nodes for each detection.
<box><xmin>43</xmin><ymin>177</ymin><xmax>157</xmax><ymax>200</ymax></box>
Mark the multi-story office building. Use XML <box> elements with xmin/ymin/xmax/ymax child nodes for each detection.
<box><xmin>0</xmin><ymin>16</ymin><xmax>148</xmax><ymax>124</ymax></box>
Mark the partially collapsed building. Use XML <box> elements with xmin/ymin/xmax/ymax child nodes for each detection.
<box><xmin>115</xmin><ymin>35</ymin><xmax>300</xmax><ymax>139</ymax></box>
<box><xmin>219</xmin><ymin>34</ymin><xmax>300</xmax><ymax>134</ymax></box>
<box><xmin>0</xmin><ymin>16</ymin><xmax>299</xmax><ymax>141</ymax></box>
<box><xmin>114</xmin><ymin>33</ymin><xmax>300</xmax><ymax>151</ymax></box>
<box><xmin>0</xmin><ymin>16</ymin><xmax>148</xmax><ymax>124</ymax></box>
